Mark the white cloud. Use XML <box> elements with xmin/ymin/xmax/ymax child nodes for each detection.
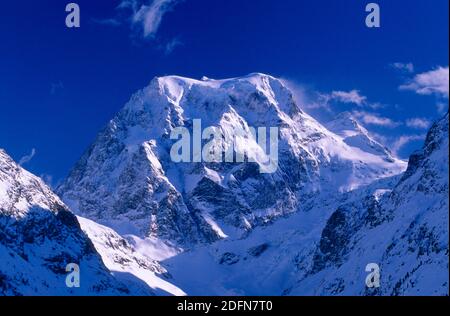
<box><xmin>19</xmin><ymin>148</ymin><xmax>36</xmax><ymax>166</ymax></box>
<box><xmin>120</xmin><ymin>0</ymin><xmax>180</xmax><ymax>39</ymax></box>
<box><xmin>405</xmin><ymin>117</ymin><xmax>431</xmax><ymax>129</ymax></box>
<box><xmin>391</xmin><ymin>135</ymin><xmax>425</xmax><ymax>156</ymax></box>
<box><xmin>325</xmin><ymin>90</ymin><xmax>382</xmax><ymax>109</ymax></box>
<box><xmin>330</xmin><ymin>90</ymin><xmax>367</xmax><ymax>106</ymax></box>
<box><xmin>352</xmin><ymin>111</ymin><xmax>401</xmax><ymax>128</ymax></box>
<box><xmin>40</xmin><ymin>174</ymin><xmax>54</xmax><ymax>188</ymax></box>
<box><xmin>163</xmin><ymin>37</ymin><xmax>183</xmax><ymax>54</ymax></box>
<box><xmin>367</xmin><ymin>102</ymin><xmax>385</xmax><ymax>110</ymax></box>
<box><xmin>281</xmin><ymin>78</ymin><xmax>389</xmax><ymax>114</ymax></box>
<box><xmin>280</xmin><ymin>79</ymin><xmax>332</xmax><ymax>112</ymax></box>
<box><xmin>400</xmin><ymin>66</ymin><xmax>449</xmax><ymax>98</ymax></box>
<box><xmin>390</xmin><ymin>62</ymin><xmax>414</xmax><ymax>73</ymax></box>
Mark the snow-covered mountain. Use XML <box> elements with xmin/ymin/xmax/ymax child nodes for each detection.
<box><xmin>291</xmin><ymin>112</ymin><xmax>449</xmax><ymax>295</ymax></box>
<box><xmin>2</xmin><ymin>73</ymin><xmax>446</xmax><ymax>296</ymax></box>
<box><xmin>0</xmin><ymin>149</ymin><xmax>138</xmax><ymax>295</ymax></box>
<box><xmin>161</xmin><ymin>113</ymin><xmax>449</xmax><ymax>296</ymax></box>
<box><xmin>326</xmin><ymin>111</ymin><xmax>396</xmax><ymax>162</ymax></box>
<box><xmin>57</xmin><ymin>74</ymin><xmax>406</xmax><ymax>248</ymax></box>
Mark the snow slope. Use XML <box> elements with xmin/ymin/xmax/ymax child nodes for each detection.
<box><xmin>77</xmin><ymin>216</ymin><xmax>185</xmax><ymax>296</ymax></box>
<box><xmin>0</xmin><ymin>149</ymin><xmax>141</xmax><ymax>295</ymax></box>
<box><xmin>326</xmin><ymin>111</ymin><xmax>396</xmax><ymax>162</ymax></box>
<box><xmin>161</xmin><ymin>175</ymin><xmax>402</xmax><ymax>295</ymax></box>
<box><xmin>162</xmin><ymin>114</ymin><xmax>448</xmax><ymax>295</ymax></box>
<box><xmin>291</xmin><ymin>113</ymin><xmax>449</xmax><ymax>295</ymax></box>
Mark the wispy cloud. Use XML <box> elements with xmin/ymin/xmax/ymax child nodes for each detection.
<box><xmin>322</xmin><ymin>90</ymin><xmax>383</xmax><ymax>109</ymax></box>
<box><xmin>92</xmin><ymin>18</ymin><xmax>122</xmax><ymax>27</ymax></box>
<box><xmin>39</xmin><ymin>173</ymin><xmax>62</xmax><ymax>189</ymax></box>
<box><xmin>400</xmin><ymin>66</ymin><xmax>449</xmax><ymax>98</ymax></box>
<box><xmin>280</xmin><ymin>79</ymin><xmax>332</xmax><ymax>112</ymax></box>
<box><xmin>329</xmin><ymin>90</ymin><xmax>367</xmax><ymax>106</ymax></box>
<box><xmin>391</xmin><ymin>135</ymin><xmax>426</xmax><ymax>156</ymax></box>
<box><xmin>19</xmin><ymin>148</ymin><xmax>36</xmax><ymax>166</ymax></box>
<box><xmin>40</xmin><ymin>174</ymin><xmax>53</xmax><ymax>188</ymax></box>
<box><xmin>162</xmin><ymin>37</ymin><xmax>183</xmax><ymax>54</ymax></box>
<box><xmin>302</xmin><ymin>92</ymin><xmax>331</xmax><ymax>111</ymax></box>
<box><xmin>390</xmin><ymin>62</ymin><xmax>414</xmax><ymax>73</ymax></box>
<box><xmin>119</xmin><ymin>0</ymin><xmax>181</xmax><ymax>39</ymax></box>
<box><xmin>352</xmin><ymin>111</ymin><xmax>401</xmax><ymax>128</ymax></box>
<box><xmin>281</xmin><ymin>80</ymin><xmax>389</xmax><ymax>126</ymax></box>
<box><xmin>405</xmin><ymin>117</ymin><xmax>431</xmax><ymax>129</ymax></box>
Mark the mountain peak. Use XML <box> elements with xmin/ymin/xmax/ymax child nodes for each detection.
<box><xmin>326</xmin><ymin>111</ymin><xmax>367</xmax><ymax>137</ymax></box>
<box><xmin>0</xmin><ymin>148</ymin><xmax>12</xmax><ymax>161</ymax></box>
<box><xmin>148</xmin><ymin>73</ymin><xmax>286</xmax><ymax>103</ymax></box>
<box><xmin>58</xmin><ymin>74</ymin><xmax>407</xmax><ymax>245</ymax></box>
<box><xmin>0</xmin><ymin>148</ymin><xmax>62</xmax><ymax>217</ymax></box>
<box><xmin>117</xmin><ymin>73</ymin><xmax>301</xmax><ymax>138</ymax></box>
<box><xmin>326</xmin><ymin>111</ymin><xmax>397</xmax><ymax>162</ymax></box>
<box><xmin>154</xmin><ymin>72</ymin><xmax>277</xmax><ymax>84</ymax></box>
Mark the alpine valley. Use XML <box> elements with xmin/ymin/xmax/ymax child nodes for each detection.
<box><xmin>1</xmin><ymin>74</ymin><xmax>448</xmax><ymax>295</ymax></box>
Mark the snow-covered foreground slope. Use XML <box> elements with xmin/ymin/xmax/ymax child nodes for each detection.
<box><xmin>162</xmin><ymin>114</ymin><xmax>449</xmax><ymax>295</ymax></box>
<box><xmin>76</xmin><ymin>216</ymin><xmax>185</xmax><ymax>296</ymax></box>
<box><xmin>0</xmin><ymin>149</ymin><xmax>140</xmax><ymax>295</ymax></box>
<box><xmin>161</xmin><ymin>175</ymin><xmax>400</xmax><ymax>295</ymax></box>
<box><xmin>58</xmin><ymin>73</ymin><xmax>406</xmax><ymax>247</ymax></box>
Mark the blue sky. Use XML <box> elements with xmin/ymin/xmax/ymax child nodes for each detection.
<box><xmin>0</xmin><ymin>0</ymin><xmax>448</xmax><ymax>186</ymax></box>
